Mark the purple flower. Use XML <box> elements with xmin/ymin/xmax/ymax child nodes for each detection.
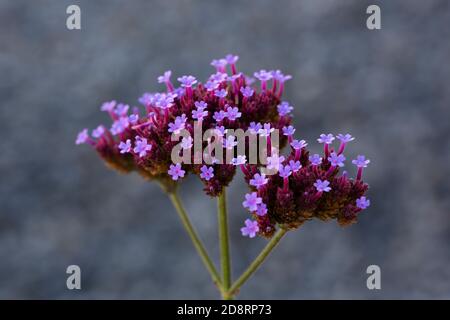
<box><xmin>192</xmin><ymin>108</ymin><xmax>208</xmax><ymax>121</ymax></box>
<box><xmin>272</xmin><ymin>70</ymin><xmax>292</xmax><ymax>82</ymax></box>
<box><xmin>115</xmin><ymin>103</ymin><xmax>129</xmax><ymax>116</ymax></box>
<box><xmin>278</xmin><ymin>164</ymin><xmax>292</xmax><ymax>178</ymax></box>
<box><xmin>138</xmin><ymin>93</ymin><xmax>154</xmax><ymax>106</ymax></box>
<box><xmin>289</xmin><ymin>160</ymin><xmax>302</xmax><ymax>172</ymax></box>
<box><xmin>92</xmin><ymin>125</ymin><xmax>105</xmax><ymax>138</ymax></box>
<box><xmin>250</xmin><ymin>173</ymin><xmax>268</xmax><ymax>189</ymax></box>
<box><xmin>356</xmin><ymin>196</ymin><xmax>371</xmax><ymax>209</ymax></box>
<box><xmin>101</xmin><ymin>100</ymin><xmax>116</xmax><ymax>112</ymax></box>
<box><xmin>328</xmin><ymin>152</ymin><xmax>346</xmax><ymax>167</ymax></box>
<box><xmin>75</xmin><ymin>129</ymin><xmax>89</xmax><ymax>145</ymax></box>
<box><xmin>337</xmin><ymin>133</ymin><xmax>354</xmax><ymax>143</ymax></box>
<box><xmin>309</xmin><ymin>154</ymin><xmax>323</xmax><ymax>166</ymax></box>
<box><xmin>253</xmin><ymin>70</ymin><xmax>273</xmax><ymax>81</ymax></box>
<box><xmin>231</xmin><ymin>155</ymin><xmax>246</xmax><ymax>166</ymax></box>
<box><xmin>223</xmin><ymin>135</ymin><xmax>237</xmax><ymax>149</ymax></box>
<box><xmin>194</xmin><ymin>101</ymin><xmax>208</xmax><ymax>111</ymax></box>
<box><xmin>214</xmin><ymin>126</ymin><xmax>226</xmax><ymax>137</ymax></box>
<box><xmin>210</xmin><ymin>59</ymin><xmax>227</xmax><ymax>70</ymax></box>
<box><xmin>255</xmin><ymin>203</ymin><xmax>268</xmax><ymax>217</ymax></box>
<box><xmin>249</xmin><ymin>122</ymin><xmax>262</xmax><ymax>134</ymax></box>
<box><xmin>259</xmin><ymin>123</ymin><xmax>275</xmax><ymax>137</ymax></box>
<box><xmin>168</xmin><ymin>114</ymin><xmax>187</xmax><ymax>134</ymax></box>
<box><xmin>314</xmin><ymin>179</ymin><xmax>331</xmax><ymax>193</ymax></box>
<box><xmin>181</xmin><ymin>136</ymin><xmax>193</xmax><ymax>150</ymax></box>
<box><xmin>128</xmin><ymin>113</ymin><xmax>139</xmax><ymax>124</ymax></box>
<box><xmin>200</xmin><ymin>165</ymin><xmax>214</xmax><ymax>181</ymax></box>
<box><xmin>133</xmin><ymin>136</ymin><xmax>152</xmax><ymax>157</ymax></box>
<box><xmin>240</xmin><ymin>219</ymin><xmax>259</xmax><ymax>238</ymax></box>
<box><xmin>266</xmin><ymin>154</ymin><xmax>285</xmax><ymax>170</ymax></box>
<box><xmin>213</xmin><ymin>110</ymin><xmax>227</xmax><ymax>122</ymax></box>
<box><xmin>225</xmin><ymin>106</ymin><xmax>241</xmax><ymax>121</ymax></box>
<box><xmin>210</xmin><ymin>72</ymin><xmax>228</xmax><ymax>83</ymax></box>
<box><xmin>118</xmin><ymin>139</ymin><xmax>132</xmax><ymax>154</ymax></box>
<box><xmin>204</xmin><ymin>80</ymin><xmax>219</xmax><ymax>92</ymax></box>
<box><xmin>177</xmin><ymin>75</ymin><xmax>197</xmax><ymax>87</ymax></box>
<box><xmin>277</xmin><ymin>101</ymin><xmax>293</xmax><ymax>116</ymax></box>
<box><xmin>242</xmin><ymin>192</ymin><xmax>262</xmax><ymax>211</ymax></box>
<box><xmin>352</xmin><ymin>155</ymin><xmax>370</xmax><ymax>168</ymax></box>
<box><xmin>110</xmin><ymin>117</ymin><xmax>129</xmax><ymax>135</ymax></box>
<box><xmin>317</xmin><ymin>133</ymin><xmax>335</xmax><ymax>145</ymax></box>
<box><xmin>225</xmin><ymin>54</ymin><xmax>239</xmax><ymax>65</ymax></box>
<box><xmin>157</xmin><ymin>70</ymin><xmax>172</xmax><ymax>83</ymax></box>
<box><xmin>214</xmin><ymin>89</ymin><xmax>228</xmax><ymax>98</ymax></box>
<box><xmin>290</xmin><ymin>139</ymin><xmax>307</xmax><ymax>150</ymax></box>
<box><xmin>282</xmin><ymin>125</ymin><xmax>296</xmax><ymax>137</ymax></box>
<box><xmin>168</xmin><ymin>163</ymin><xmax>185</xmax><ymax>181</ymax></box>
<box><xmin>240</xmin><ymin>86</ymin><xmax>254</xmax><ymax>98</ymax></box>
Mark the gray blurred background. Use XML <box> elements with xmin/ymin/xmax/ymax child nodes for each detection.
<box><xmin>1</xmin><ymin>0</ymin><xmax>449</xmax><ymax>299</ymax></box>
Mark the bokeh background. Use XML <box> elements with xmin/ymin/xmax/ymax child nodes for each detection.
<box><xmin>1</xmin><ymin>0</ymin><xmax>449</xmax><ymax>299</ymax></box>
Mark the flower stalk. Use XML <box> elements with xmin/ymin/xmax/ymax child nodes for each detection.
<box><xmin>217</xmin><ymin>188</ymin><xmax>232</xmax><ymax>298</ymax></box>
<box><xmin>168</xmin><ymin>191</ymin><xmax>223</xmax><ymax>292</ymax></box>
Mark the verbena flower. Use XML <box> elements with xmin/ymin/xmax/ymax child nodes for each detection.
<box><xmin>77</xmin><ymin>55</ymin><xmax>370</xmax><ymax>239</ymax></box>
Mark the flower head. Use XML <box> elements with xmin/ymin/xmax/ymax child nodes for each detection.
<box><xmin>290</xmin><ymin>139</ymin><xmax>307</xmax><ymax>150</ymax></box>
<box><xmin>278</xmin><ymin>164</ymin><xmax>292</xmax><ymax>178</ymax></box>
<box><xmin>240</xmin><ymin>86</ymin><xmax>254</xmax><ymax>98</ymax></box>
<box><xmin>242</xmin><ymin>192</ymin><xmax>262</xmax><ymax>211</ymax></box>
<box><xmin>101</xmin><ymin>100</ymin><xmax>116</xmax><ymax>112</ymax></box>
<box><xmin>75</xmin><ymin>129</ymin><xmax>89</xmax><ymax>145</ymax></box>
<box><xmin>223</xmin><ymin>135</ymin><xmax>237</xmax><ymax>149</ymax></box>
<box><xmin>266</xmin><ymin>154</ymin><xmax>285</xmax><ymax>170</ymax></box>
<box><xmin>133</xmin><ymin>136</ymin><xmax>152</xmax><ymax>157</ymax></box>
<box><xmin>249</xmin><ymin>122</ymin><xmax>262</xmax><ymax>134</ymax></box>
<box><xmin>168</xmin><ymin>163</ymin><xmax>185</xmax><ymax>181</ymax></box>
<box><xmin>231</xmin><ymin>155</ymin><xmax>247</xmax><ymax>166</ymax></box>
<box><xmin>249</xmin><ymin>173</ymin><xmax>268</xmax><ymax>189</ymax></box>
<box><xmin>254</xmin><ymin>70</ymin><xmax>273</xmax><ymax>81</ymax></box>
<box><xmin>289</xmin><ymin>160</ymin><xmax>302</xmax><ymax>172</ymax></box>
<box><xmin>225</xmin><ymin>106</ymin><xmax>241</xmax><ymax>121</ymax></box>
<box><xmin>115</xmin><ymin>103</ymin><xmax>129</xmax><ymax>116</ymax></box>
<box><xmin>277</xmin><ymin>101</ymin><xmax>293</xmax><ymax>116</ymax></box>
<box><xmin>157</xmin><ymin>70</ymin><xmax>172</xmax><ymax>83</ymax></box>
<box><xmin>337</xmin><ymin>133</ymin><xmax>354</xmax><ymax>143</ymax></box>
<box><xmin>92</xmin><ymin>125</ymin><xmax>105</xmax><ymax>138</ymax></box>
<box><xmin>255</xmin><ymin>203</ymin><xmax>268</xmax><ymax>216</ymax></box>
<box><xmin>225</xmin><ymin>54</ymin><xmax>239</xmax><ymax>65</ymax></box>
<box><xmin>356</xmin><ymin>196</ymin><xmax>371</xmax><ymax>209</ymax></box>
<box><xmin>282</xmin><ymin>125</ymin><xmax>296</xmax><ymax>137</ymax></box>
<box><xmin>213</xmin><ymin>110</ymin><xmax>227</xmax><ymax>122</ymax></box>
<box><xmin>240</xmin><ymin>219</ymin><xmax>259</xmax><ymax>238</ymax></box>
<box><xmin>259</xmin><ymin>123</ymin><xmax>275</xmax><ymax>137</ymax></box>
<box><xmin>111</xmin><ymin>117</ymin><xmax>129</xmax><ymax>135</ymax></box>
<box><xmin>309</xmin><ymin>154</ymin><xmax>323</xmax><ymax>166</ymax></box>
<box><xmin>118</xmin><ymin>139</ymin><xmax>132</xmax><ymax>154</ymax></box>
<box><xmin>200</xmin><ymin>165</ymin><xmax>214</xmax><ymax>181</ymax></box>
<box><xmin>352</xmin><ymin>155</ymin><xmax>370</xmax><ymax>168</ymax></box>
<box><xmin>177</xmin><ymin>75</ymin><xmax>197</xmax><ymax>88</ymax></box>
<box><xmin>317</xmin><ymin>133</ymin><xmax>335</xmax><ymax>145</ymax></box>
<box><xmin>272</xmin><ymin>70</ymin><xmax>292</xmax><ymax>82</ymax></box>
<box><xmin>314</xmin><ymin>179</ymin><xmax>331</xmax><ymax>192</ymax></box>
<box><xmin>204</xmin><ymin>81</ymin><xmax>219</xmax><ymax>92</ymax></box>
<box><xmin>194</xmin><ymin>101</ymin><xmax>208</xmax><ymax>111</ymax></box>
<box><xmin>214</xmin><ymin>89</ymin><xmax>228</xmax><ymax>99</ymax></box>
<box><xmin>168</xmin><ymin>114</ymin><xmax>187</xmax><ymax>134</ymax></box>
<box><xmin>181</xmin><ymin>136</ymin><xmax>193</xmax><ymax>150</ymax></box>
<box><xmin>192</xmin><ymin>108</ymin><xmax>208</xmax><ymax>121</ymax></box>
<box><xmin>328</xmin><ymin>152</ymin><xmax>346</xmax><ymax>167</ymax></box>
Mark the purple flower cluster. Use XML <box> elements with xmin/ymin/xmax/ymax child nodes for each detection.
<box><xmin>240</xmin><ymin>133</ymin><xmax>371</xmax><ymax>238</ymax></box>
<box><xmin>76</xmin><ymin>55</ymin><xmax>292</xmax><ymax>195</ymax></box>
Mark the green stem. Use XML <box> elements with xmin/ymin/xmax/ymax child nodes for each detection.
<box><xmin>226</xmin><ymin>228</ymin><xmax>288</xmax><ymax>298</ymax></box>
<box><xmin>217</xmin><ymin>188</ymin><xmax>232</xmax><ymax>298</ymax></box>
<box><xmin>168</xmin><ymin>191</ymin><xmax>223</xmax><ymax>292</ymax></box>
